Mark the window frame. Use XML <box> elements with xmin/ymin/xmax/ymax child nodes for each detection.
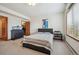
<box><xmin>66</xmin><ymin>3</ymin><xmax>79</xmax><ymax>41</ymax></box>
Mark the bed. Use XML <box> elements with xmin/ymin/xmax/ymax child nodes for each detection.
<box><xmin>22</xmin><ymin>32</ymin><xmax>53</xmax><ymax>55</ymax></box>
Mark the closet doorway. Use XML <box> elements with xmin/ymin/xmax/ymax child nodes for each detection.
<box><xmin>21</xmin><ymin>20</ymin><xmax>30</xmax><ymax>36</ymax></box>
<box><xmin>0</xmin><ymin>16</ymin><xmax>8</xmax><ymax>41</ymax></box>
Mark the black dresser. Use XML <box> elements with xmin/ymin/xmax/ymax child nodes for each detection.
<box><xmin>38</xmin><ymin>28</ymin><xmax>53</xmax><ymax>34</ymax></box>
<box><xmin>11</xmin><ymin>29</ymin><xmax>24</xmax><ymax>40</ymax></box>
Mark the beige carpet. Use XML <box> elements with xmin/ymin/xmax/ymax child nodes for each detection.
<box><xmin>0</xmin><ymin>38</ymin><xmax>46</xmax><ymax>55</ymax></box>
<box><xmin>0</xmin><ymin>38</ymin><xmax>73</xmax><ymax>55</ymax></box>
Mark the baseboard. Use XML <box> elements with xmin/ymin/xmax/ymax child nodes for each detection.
<box><xmin>65</xmin><ymin>40</ymin><xmax>78</xmax><ymax>55</ymax></box>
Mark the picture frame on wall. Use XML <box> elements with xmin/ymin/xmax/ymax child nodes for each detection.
<box><xmin>42</xmin><ymin>19</ymin><xmax>48</xmax><ymax>29</ymax></box>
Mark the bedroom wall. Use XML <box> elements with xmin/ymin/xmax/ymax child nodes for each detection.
<box><xmin>0</xmin><ymin>5</ymin><xmax>29</xmax><ymax>40</ymax></box>
<box><xmin>30</xmin><ymin>13</ymin><xmax>64</xmax><ymax>34</ymax></box>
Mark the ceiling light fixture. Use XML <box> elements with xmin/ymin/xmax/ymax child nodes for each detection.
<box><xmin>28</xmin><ymin>3</ymin><xmax>36</xmax><ymax>6</ymax></box>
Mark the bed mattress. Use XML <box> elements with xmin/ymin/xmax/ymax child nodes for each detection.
<box><xmin>23</xmin><ymin>32</ymin><xmax>53</xmax><ymax>54</ymax></box>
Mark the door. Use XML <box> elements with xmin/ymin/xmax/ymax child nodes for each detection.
<box><xmin>0</xmin><ymin>17</ymin><xmax>2</xmax><ymax>39</ymax></box>
<box><xmin>0</xmin><ymin>16</ymin><xmax>8</xmax><ymax>41</ymax></box>
<box><xmin>25</xmin><ymin>21</ymin><xmax>30</xmax><ymax>36</ymax></box>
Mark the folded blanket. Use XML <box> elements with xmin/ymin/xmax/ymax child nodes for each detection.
<box><xmin>23</xmin><ymin>38</ymin><xmax>51</xmax><ymax>49</ymax></box>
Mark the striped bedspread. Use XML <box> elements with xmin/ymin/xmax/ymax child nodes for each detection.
<box><xmin>23</xmin><ymin>38</ymin><xmax>51</xmax><ymax>49</ymax></box>
<box><xmin>23</xmin><ymin>32</ymin><xmax>53</xmax><ymax>54</ymax></box>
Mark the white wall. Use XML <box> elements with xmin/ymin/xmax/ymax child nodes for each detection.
<box><xmin>0</xmin><ymin>11</ymin><xmax>25</xmax><ymax>39</ymax></box>
<box><xmin>30</xmin><ymin>17</ymin><xmax>42</xmax><ymax>34</ymax></box>
<box><xmin>30</xmin><ymin>13</ymin><xmax>64</xmax><ymax>34</ymax></box>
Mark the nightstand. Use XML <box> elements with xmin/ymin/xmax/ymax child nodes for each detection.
<box><xmin>53</xmin><ymin>31</ymin><xmax>62</xmax><ymax>40</ymax></box>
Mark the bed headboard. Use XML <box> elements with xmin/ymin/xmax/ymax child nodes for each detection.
<box><xmin>38</xmin><ymin>28</ymin><xmax>53</xmax><ymax>34</ymax></box>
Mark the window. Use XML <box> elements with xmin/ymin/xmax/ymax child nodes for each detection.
<box><xmin>67</xmin><ymin>3</ymin><xmax>79</xmax><ymax>40</ymax></box>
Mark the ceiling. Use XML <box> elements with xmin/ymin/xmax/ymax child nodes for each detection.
<box><xmin>0</xmin><ymin>3</ymin><xmax>66</xmax><ymax>17</ymax></box>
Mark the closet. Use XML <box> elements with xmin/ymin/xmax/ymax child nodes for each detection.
<box><xmin>0</xmin><ymin>16</ymin><xmax>8</xmax><ymax>41</ymax></box>
<box><xmin>25</xmin><ymin>21</ymin><xmax>30</xmax><ymax>36</ymax></box>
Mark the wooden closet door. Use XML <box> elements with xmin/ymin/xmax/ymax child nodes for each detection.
<box><xmin>2</xmin><ymin>16</ymin><xmax>8</xmax><ymax>40</ymax></box>
<box><xmin>25</xmin><ymin>21</ymin><xmax>30</xmax><ymax>36</ymax></box>
<box><xmin>0</xmin><ymin>17</ymin><xmax>2</xmax><ymax>39</ymax></box>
